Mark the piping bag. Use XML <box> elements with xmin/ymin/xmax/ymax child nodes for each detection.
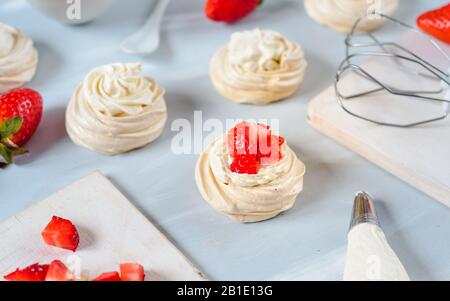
<box><xmin>343</xmin><ymin>192</ymin><xmax>410</xmax><ymax>281</ymax></box>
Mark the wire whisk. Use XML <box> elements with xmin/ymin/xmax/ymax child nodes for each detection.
<box><xmin>335</xmin><ymin>12</ymin><xmax>450</xmax><ymax>127</ymax></box>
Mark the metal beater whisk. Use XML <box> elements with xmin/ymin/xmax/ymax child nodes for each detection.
<box><xmin>334</xmin><ymin>12</ymin><xmax>450</xmax><ymax>127</ymax></box>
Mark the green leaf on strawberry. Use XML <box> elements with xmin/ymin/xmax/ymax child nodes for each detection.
<box><xmin>0</xmin><ymin>117</ymin><xmax>23</xmax><ymax>140</ymax></box>
<box><xmin>0</xmin><ymin>117</ymin><xmax>29</xmax><ymax>165</ymax></box>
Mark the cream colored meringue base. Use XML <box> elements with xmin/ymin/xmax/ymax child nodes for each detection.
<box><xmin>0</xmin><ymin>63</ymin><xmax>37</xmax><ymax>94</ymax></box>
<box><xmin>66</xmin><ymin>82</ymin><xmax>167</xmax><ymax>156</ymax></box>
<box><xmin>304</xmin><ymin>0</ymin><xmax>399</xmax><ymax>33</ymax></box>
<box><xmin>210</xmin><ymin>47</ymin><xmax>305</xmax><ymax>105</ymax></box>
<box><xmin>0</xmin><ymin>24</ymin><xmax>38</xmax><ymax>93</ymax></box>
<box><xmin>195</xmin><ymin>135</ymin><xmax>306</xmax><ymax>223</ymax></box>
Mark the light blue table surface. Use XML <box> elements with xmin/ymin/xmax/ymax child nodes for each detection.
<box><xmin>1</xmin><ymin>0</ymin><xmax>449</xmax><ymax>280</ymax></box>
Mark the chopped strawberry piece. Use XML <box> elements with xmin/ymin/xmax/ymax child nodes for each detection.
<box><xmin>45</xmin><ymin>260</ymin><xmax>75</xmax><ymax>281</ymax></box>
<box><xmin>3</xmin><ymin>263</ymin><xmax>49</xmax><ymax>281</ymax></box>
<box><xmin>260</xmin><ymin>136</ymin><xmax>284</xmax><ymax>165</ymax></box>
<box><xmin>119</xmin><ymin>263</ymin><xmax>145</xmax><ymax>281</ymax></box>
<box><xmin>236</xmin><ymin>122</ymin><xmax>253</xmax><ymax>155</ymax></box>
<box><xmin>227</xmin><ymin>126</ymin><xmax>237</xmax><ymax>156</ymax></box>
<box><xmin>256</xmin><ymin>128</ymin><xmax>272</xmax><ymax>157</ymax></box>
<box><xmin>92</xmin><ymin>271</ymin><xmax>121</xmax><ymax>281</ymax></box>
<box><xmin>41</xmin><ymin>216</ymin><xmax>80</xmax><ymax>252</ymax></box>
<box><xmin>227</xmin><ymin>122</ymin><xmax>284</xmax><ymax>174</ymax></box>
<box><xmin>227</xmin><ymin>121</ymin><xmax>272</xmax><ymax>157</ymax></box>
<box><xmin>230</xmin><ymin>154</ymin><xmax>260</xmax><ymax>174</ymax></box>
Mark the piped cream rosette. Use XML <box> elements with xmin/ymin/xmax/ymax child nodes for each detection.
<box><xmin>210</xmin><ymin>29</ymin><xmax>307</xmax><ymax>105</ymax></box>
<box><xmin>66</xmin><ymin>63</ymin><xmax>167</xmax><ymax>155</ymax></box>
<box><xmin>195</xmin><ymin>135</ymin><xmax>306</xmax><ymax>223</ymax></box>
<box><xmin>304</xmin><ymin>0</ymin><xmax>399</xmax><ymax>33</ymax></box>
<box><xmin>0</xmin><ymin>23</ymin><xmax>38</xmax><ymax>93</ymax></box>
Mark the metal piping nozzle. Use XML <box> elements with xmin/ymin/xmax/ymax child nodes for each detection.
<box><xmin>349</xmin><ymin>191</ymin><xmax>380</xmax><ymax>231</ymax></box>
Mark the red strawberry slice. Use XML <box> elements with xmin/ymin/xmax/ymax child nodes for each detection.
<box><xmin>260</xmin><ymin>135</ymin><xmax>285</xmax><ymax>165</ymax></box>
<box><xmin>41</xmin><ymin>216</ymin><xmax>80</xmax><ymax>252</ymax></box>
<box><xmin>119</xmin><ymin>263</ymin><xmax>145</xmax><ymax>281</ymax></box>
<box><xmin>3</xmin><ymin>263</ymin><xmax>49</xmax><ymax>281</ymax></box>
<box><xmin>230</xmin><ymin>154</ymin><xmax>260</xmax><ymax>174</ymax></box>
<box><xmin>227</xmin><ymin>122</ymin><xmax>251</xmax><ymax>156</ymax></box>
<box><xmin>92</xmin><ymin>271</ymin><xmax>121</xmax><ymax>281</ymax></box>
<box><xmin>227</xmin><ymin>121</ymin><xmax>272</xmax><ymax>157</ymax></box>
<box><xmin>255</xmin><ymin>124</ymin><xmax>272</xmax><ymax>157</ymax></box>
<box><xmin>227</xmin><ymin>122</ymin><xmax>285</xmax><ymax>174</ymax></box>
<box><xmin>417</xmin><ymin>3</ymin><xmax>450</xmax><ymax>44</ymax></box>
<box><xmin>45</xmin><ymin>260</ymin><xmax>75</xmax><ymax>281</ymax></box>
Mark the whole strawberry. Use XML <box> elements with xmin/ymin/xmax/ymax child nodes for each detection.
<box><xmin>0</xmin><ymin>88</ymin><xmax>43</xmax><ymax>165</ymax></box>
<box><xmin>205</xmin><ymin>0</ymin><xmax>261</xmax><ymax>23</ymax></box>
<box><xmin>417</xmin><ymin>3</ymin><xmax>450</xmax><ymax>44</ymax></box>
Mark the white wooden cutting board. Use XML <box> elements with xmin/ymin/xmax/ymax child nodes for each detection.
<box><xmin>0</xmin><ymin>172</ymin><xmax>206</xmax><ymax>281</ymax></box>
<box><xmin>308</xmin><ymin>33</ymin><xmax>450</xmax><ymax>208</ymax></box>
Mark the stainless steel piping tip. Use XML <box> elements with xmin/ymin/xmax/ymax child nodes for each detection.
<box><xmin>349</xmin><ymin>191</ymin><xmax>380</xmax><ymax>231</ymax></box>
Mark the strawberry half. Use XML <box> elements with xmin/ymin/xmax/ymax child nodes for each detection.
<box><xmin>45</xmin><ymin>260</ymin><xmax>75</xmax><ymax>281</ymax></box>
<box><xmin>205</xmin><ymin>0</ymin><xmax>261</xmax><ymax>23</ymax></box>
<box><xmin>92</xmin><ymin>271</ymin><xmax>121</xmax><ymax>281</ymax></box>
<box><xmin>3</xmin><ymin>263</ymin><xmax>49</xmax><ymax>281</ymax></box>
<box><xmin>417</xmin><ymin>3</ymin><xmax>450</xmax><ymax>44</ymax></box>
<box><xmin>0</xmin><ymin>88</ymin><xmax>43</xmax><ymax>165</ymax></box>
<box><xmin>119</xmin><ymin>263</ymin><xmax>145</xmax><ymax>281</ymax></box>
<box><xmin>227</xmin><ymin>122</ymin><xmax>284</xmax><ymax>174</ymax></box>
<box><xmin>41</xmin><ymin>216</ymin><xmax>80</xmax><ymax>252</ymax></box>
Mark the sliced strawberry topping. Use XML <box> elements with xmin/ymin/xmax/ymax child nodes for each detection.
<box><xmin>119</xmin><ymin>263</ymin><xmax>145</xmax><ymax>281</ymax></box>
<box><xmin>92</xmin><ymin>271</ymin><xmax>121</xmax><ymax>281</ymax></box>
<box><xmin>276</xmin><ymin>135</ymin><xmax>285</xmax><ymax>146</ymax></box>
<box><xmin>45</xmin><ymin>260</ymin><xmax>75</xmax><ymax>281</ymax></box>
<box><xmin>260</xmin><ymin>135</ymin><xmax>285</xmax><ymax>165</ymax></box>
<box><xmin>227</xmin><ymin>122</ymin><xmax>284</xmax><ymax>174</ymax></box>
<box><xmin>230</xmin><ymin>154</ymin><xmax>260</xmax><ymax>174</ymax></box>
<box><xmin>227</xmin><ymin>121</ymin><xmax>272</xmax><ymax>156</ymax></box>
<box><xmin>41</xmin><ymin>216</ymin><xmax>80</xmax><ymax>252</ymax></box>
<box><xmin>3</xmin><ymin>263</ymin><xmax>49</xmax><ymax>281</ymax></box>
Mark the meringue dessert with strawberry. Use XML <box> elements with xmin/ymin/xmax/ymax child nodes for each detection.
<box><xmin>66</xmin><ymin>63</ymin><xmax>167</xmax><ymax>155</ymax></box>
<box><xmin>0</xmin><ymin>23</ymin><xmax>38</xmax><ymax>93</ymax></box>
<box><xmin>210</xmin><ymin>29</ymin><xmax>307</xmax><ymax>105</ymax></box>
<box><xmin>196</xmin><ymin>122</ymin><xmax>306</xmax><ymax>223</ymax></box>
<box><xmin>304</xmin><ymin>0</ymin><xmax>399</xmax><ymax>32</ymax></box>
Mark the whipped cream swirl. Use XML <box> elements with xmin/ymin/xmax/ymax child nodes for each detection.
<box><xmin>304</xmin><ymin>0</ymin><xmax>399</xmax><ymax>32</ymax></box>
<box><xmin>195</xmin><ymin>135</ymin><xmax>306</xmax><ymax>223</ymax></box>
<box><xmin>210</xmin><ymin>29</ymin><xmax>307</xmax><ymax>105</ymax></box>
<box><xmin>0</xmin><ymin>23</ymin><xmax>38</xmax><ymax>93</ymax></box>
<box><xmin>66</xmin><ymin>63</ymin><xmax>167</xmax><ymax>155</ymax></box>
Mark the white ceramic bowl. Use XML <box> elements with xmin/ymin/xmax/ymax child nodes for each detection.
<box><xmin>28</xmin><ymin>0</ymin><xmax>113</xmax><ymax>24</ymax></box>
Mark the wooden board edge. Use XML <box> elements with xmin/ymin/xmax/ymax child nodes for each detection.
<box><xmin>94</xmin><ymin>172</ymin><xmax>209</xmax><ymax>281</ymax></box>
<box><xmin>1</xmin><ymin>170</ymin><xmax>208</xmax><ymax>281</ymax></box>
<box><xmin>307</xmin><ymin>94</ymin><xmax>450</xmax><ymax>209</ymax></box>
